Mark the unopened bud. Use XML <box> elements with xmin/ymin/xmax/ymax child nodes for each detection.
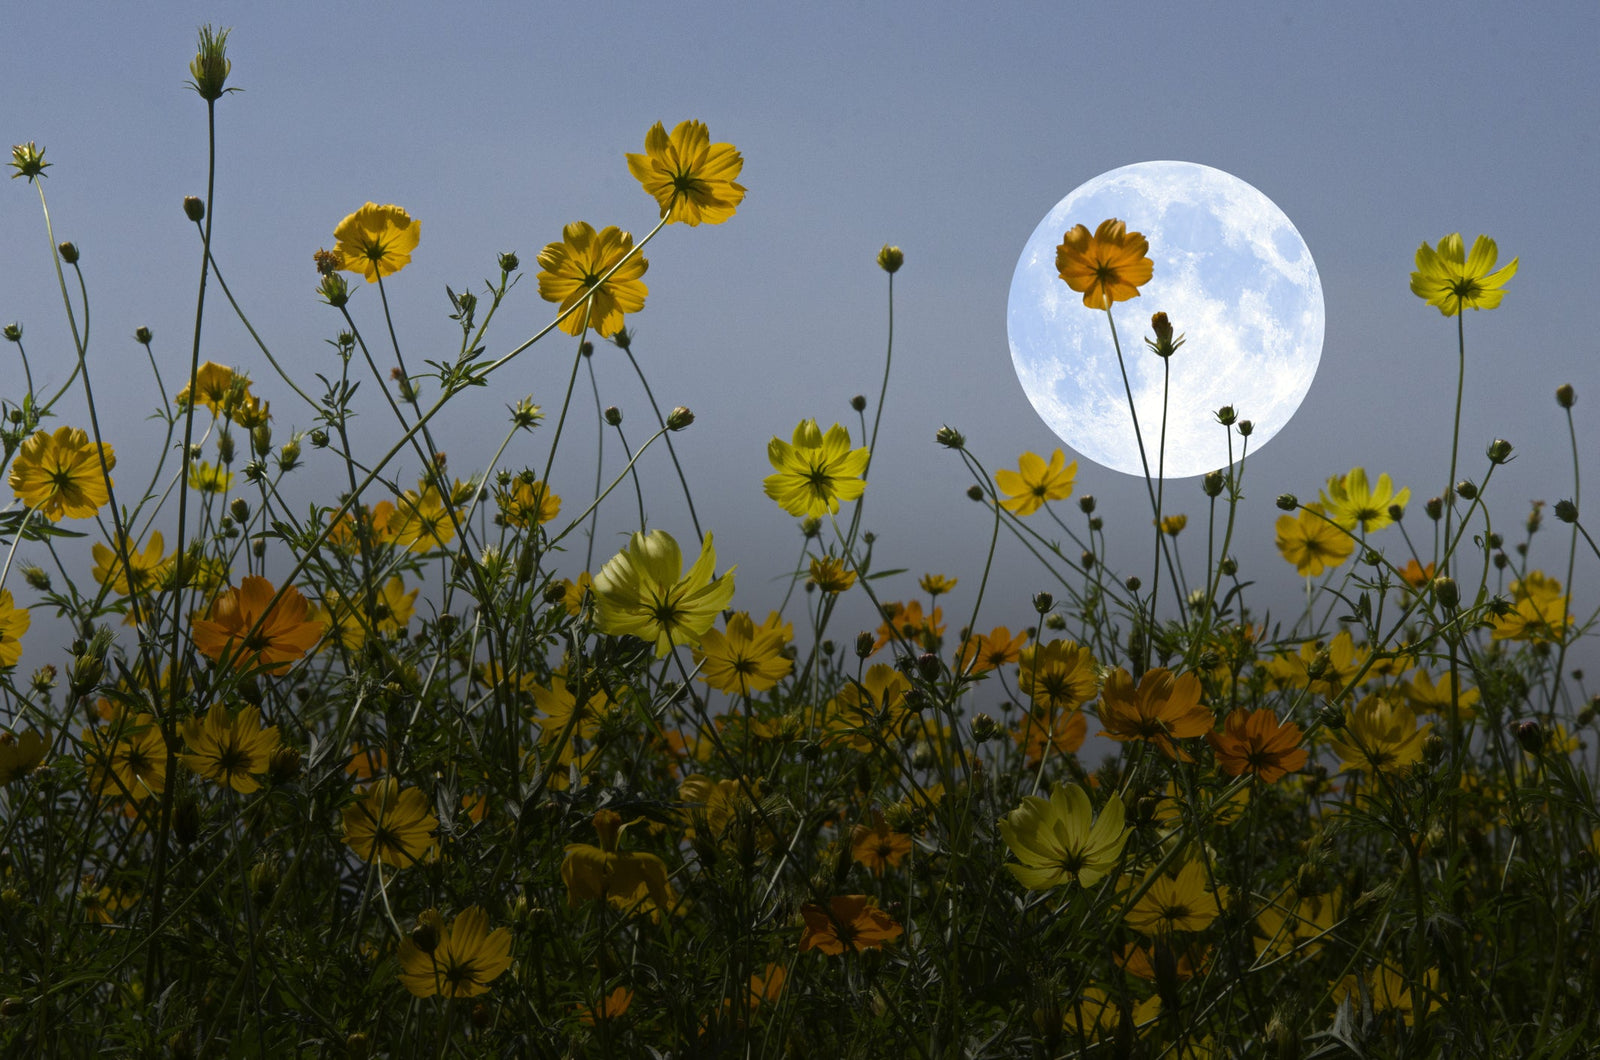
<box><xmin>1276</xmin><ymin>494</ymin><xmax>1298</xmax><ymax>512</ymax></box>
<box><xmin>134</xmin><ymin>326</ymin><xmax>152</xmax><ymax>345</ymax></box>
<box><xmin>917</xmin><ymin>652</ymin><xmax>941</xmax><ymax>682</ymax></box>
<box><xmin>966</xmin><ymin>484</ymin><xmax>984</xmax><ymax>502</ymax></box>
<box><xmin>850</xmin><ymin>394</ymin><xmax>867</xmax><ymax>412</ymax></box>
<box><xmin>1202</xmin><ymin>471</ymin><xmax>1224</xmax><ymax>497</ymax></box>
<box><xmin>1486</xmin><ymin>439</ymin><xmax>1514</xmax><ymax>465</ymax></box>
<box><xmin>1237</xmin><ymin>420</ymin><xmax>1254</xmax><ymax>436</ymax></box>
<box><xmin>1425</xmin><ymin>496</ymin><xmax>1443</xmax><ymax>521</ymax></box>
<box><xmin>604</xmin><ymin>406</ymin><xmax>622</xmax><ymax>426</ymax></box>
<box><xmin>800</xmin><ymin>516</ymin><xmax>822</xmax><ymax>539</ymax></box>
<box><xmin>935</xmin><ymin>424</ymin><xmax>965</xmax><ymax>449</ymax></box>
<box><xmin>611</xmin><ymin>327</ymin><xmax>632</xmax><ymax>350</ymax></box>
<box><xmin>1554</xmin><ymin>500</ymin><xmax>1578</xmax><ymax>524</ymax></box>
<box><xmin>309</xmin><ymin>429</ymin><xmax>329</xmax><ymax>448</ymax></box>
<box><xmin>1306</xmin><ymin>650</ymin><xmax>1331</xmax><ymax>680</ymax></box>
<box><xmin>1080</xmin><ymin>550</ymin><xmax>1095</xmax><ymax>570</ymax></box>
<box><xmin>1218</xmin><ymin>556</ymin><xmax>1237</xmax><ymax>576</ymax></box>
<box><xmin>1078</xmin><ymin>495</ymin><xmax>1096</xmax><ymax>514</ymax></box>
<box><xmin>877</xmin><ymin>244</ymin><xmax>904</xmax><ymax>273</ymax></box>
<box><xmin>1433</xmin><ymin>576</ymin><xmax>1459</xmax><ymax>610</ymax></box>
<box><xmin>229</xmin><ymin>498</ymin><xmax>250</xmax><ymax>523</ymax></box>
<box><xmin>1387</xmin><ymin>503</ymin><xmax>1405</xmax><ymax>523</ymax></box>
<box><xmin>1144</xmin><ymin>311</ymin><xmax>1184</xmax><ymax>358</ymax></box>
<box><xmin>1555</xmin><ymin>383</ymin><xmax>1575</xmax><ymax>408</ymax></box>
<box><xmin>410</xmin><ymin>919</ymin><xmax>439</xmax><ymax>954</ymax></box>
<box><xmin>21</xmin><ymin>565</ymin><xmax>49</xmax><ymax>592</ymax></box>
<box><xmin>1454</xmin><ymin>479</ymin><xmax>1477</xmax><ymax>500</ymax></box>
<box><xmin>1316</xmin><ymin>704</ymin><xmax>1345</xmax><ymax>731</ymax></box>
<box><xmin>1032</xmin><ymin>592</ymin><xmax>1053</xmax><ymax>614</ymax></box>
<box><xmin>57</xmin><ymin>242</ymin><xmax>79</xmax><ymax>264</ymax></box>
<box><xmin>971</xmin><ymin>713</ymin><xmax>998</xmax><ymax>742</ymax></box>
<box><xmin>856</xmin><ymin>632</ymin><xmax>875</xmax><ymax>658</ymax></box>
<box><xmin>1125</xmin><ymin>576</ymin><xmax>1142</xmax><ymax>592</ymax></box>
<box><xmin>1215</xmin><ymin>405</ymin><xmax>1237</xmax><ymax>426</ymax></box>
<box><xmin>498</xmin><ymin>251</ymin><xmax>519</xmax><ymax>273</ymax></box>
<box><xmin>1513</xmin><ymin>720</ymin><xmax>1544</xmax><ymax>755</ymax></box>
<box><xmin>183</xmin><ymin>196</ymin><xmax>205</xmax><ymax>222</ymax></box>
<box><xmin>666</xmin><ymin>406</ymin><xmax>694</xmax><ymax>431</ymax></box>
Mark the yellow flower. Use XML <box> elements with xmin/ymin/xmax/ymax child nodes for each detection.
<box><xmin>592</xmin><ymin>530</ymin><xmax>736</xmax><ymax>656</ymax></box>
<box><xmin>333</xmin><ymin>203</ymin><xmax>421</xmax><ymax>283</ymax></box>
<box><xmin>1329</xmin><ymin>695</ymin><xmax>1430</xmax><ymax>775</ymax></box>
<box><xmin>851</xmin><ymin>813</ymin><xmax>913</xmax><ymax>877</ymax></box>
<box><xmin>1017</xmin><ymin>639</ymin><xmax>1099</xmax><ymax>712</ymax></box>
<box><xmin>397</xmin><ymin>907</ymin><xmax>512</xmax><ymax>999</ymax></box>
<box><xmin>678</xmin><ymin>773</ymin><xmax>762</xmax><ymax>849</ymax></box>
<box><xmin>386</xmin><ymin>480</ymin><xmax>457</xmax><ymax>551</ymax></box>
<box><xmin>0</xmin><ymin>729</ymin><xmax>47</xmax><ymax>784</ymax></box>
<box><xmin>693</xmin><ymin>611</ymin><xmax>792</xmax><ymax>696</ymax></box>
<box><xmin>626</xmin><ymin>120</ymin><xmax>746</xmax><ymax>226</ymax></box>
<box><xmin>763</xmin><ymin>419</ymin><xmax>870</xmax><ymax>518</ymax></box>
<box><xmin>808</xmin><ymin>555</ymin><xmax>856</xmax><ymax>594</ymax></box>
<box><xmin>186</xmin><ymin>461</ymin><xmax>232</xmax><ymax>494</ymax></box>
<box><xmin>1319</xmin><ymin>468</ymin><xmax>1409</xmax><ymax>533</ymax></box>
<box><xmin>91</xmin><ymin>532</ymin><xmax>173</xmax><ymax>597</ymax></box>
<box><xmin>1410</xmin><ymin>233</ymin><xmax>1517</xmax><ymax>316</ymax></box>
<box><xmin>994</xmin><ymin>449</ymin><xmax>1077</xmax><ymax>516</ymax></box>
<box><xmin>342</xmin><ymin>777</ymin><xmax>439</xmax><ymax>868</ymax></box>
<box><xmin>956</xmin><ymin>625</ymin><xmax>1026</xmax><ymax>676</ymax></box>
<box><xmin>180</xmin><ymin>703</ymin><xmax>281</xmax><ymax>794</ymax></box>
<box><xmin>1056</xmin><ymin>218</ymin><xmax>1154</xmax><ymax>310</ymax></box>
<box><xmin>577</xmin><ymin>986</ymin><xmax>633</xmax><ymax>1025</ymax></box>
<box><xmin>1262</xmin><ymin>630</ymin><xmax>1370</xmax><ymax>698</ymax></box>
<box><xmin>536</xmin><ymin>221</ymin><xmax>649</xmax><ymax>337</ymax></box>
<box><xmin>496</xmin><ymin>477</ymin><xmax>561</xmax><ymax>528</ymax></box>
<box><xmin>1125</xmin><ymin>859</ymin><xmax>1226</xmax><ymax>936</ymax></box>
<box><xmin>1255</xmin><ymin>888</ymin><xmax>1339</xmax><ymax>960</ymax></box>
<box><xmin>1333</xmin><ymin>963</ymin><xmax>1440</xmax><ymax>1025</ymax></box>
<box><xmin>1491</xmin><ymin>571</ymin><xmax>1572</xmax><ymax>643</ymax></box>
<box><xmin>84</xmin><ymin>712</ymin><xmax>168</xmax><ymax>802</ymax></box>
<box><xmin>998</xmin><ymin>783</ymin><xmax>1129</xmax><ymax>890</ymax></box>
<box><xmin>918</xmin><ymin>572</ymin><xmax>957</xmax><ymax>597</ymax></box>
<box><xmin>1274</xmin><ymin>503</ymin><xmax>1354</xmax><ymax>577</ymax></box>
<box><xmin>1159</xmin><ymin>513</ymin><xmax>1188</xmax><ymax>536</ymax></box>
<box><xmin>1405</xmin><ymin>669</ymin><xmax>1479</xmax><ymax>717</ymax></box>
<box><xmin>9</xmin><ymin>426</ymin><xmax>115</xmax><ymax>521</ymax></box>
<box><xmin>175</xmin><ymin>362</ymin><xmax>254</xmax><ymax>417</ymax></box>
<box><xmin>0</xmin><ymin>589</ymin><xmax>31</xmax><ymax>668</ymax></box>
<box><xmin>824</xmin><ymin>663</ymin><xmax>914</xmax><ymax>752</ymax></box>
<box><xmin>562</xmin><ymin>809</ymin><xmax>678</xmax><ymax>916</ymax></box>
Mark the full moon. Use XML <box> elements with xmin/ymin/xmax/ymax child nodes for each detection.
<box><xmin>1007</xmin><ymin>161</ymin><xmax>1324</xmax><ymax>479</ymax></box>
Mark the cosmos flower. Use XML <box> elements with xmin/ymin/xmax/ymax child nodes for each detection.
<box><xmin>1490</xmin><ymin>570</ymin><xmax>1572</xmax><ymax>643</ymax></box>
<box><xmin>186</xmin><ymin>461</ymin><xmax>232</xmax><ymax>494</ymax></box>
<box><xmin>798</xmin><ymin>895</ymin><xmax>903</xmax><ymax>955</ymax></box>
<box><xmin>175</xmin><ymin>362</ymin><xmax>255</xmax><ymax>417</ymax></box>
<box><xmin>998</xmin><ymin>783</ymin><xmax>1128</xmax><ymax>890</ymax></box>
<box><xmin>592</xmin><ymin>530</ymin><xmax>736</xmax><ymax>656</ymax></box>
<box><xmin>1014</xmin><ymin>706</ymin><xmax>1087</xmax><ymax>768</ymax></box>
<box><xmin>1333</xmin><ymin>963</ymin><xmax>1439</xmax><ymax>1026</ymax></box>
<box><xmin>1017</xmin><ymin>639</ymin><xmax>1099</xmax><ymax>712</ymax></box>
<box><xmin>9</xmin><ymin>426</ymin><xmax>115</xmax><ymax>522</ymax></box>
<box><xmin>1320</xmin><ymin>468</ymin><xmax>1409</xmax><ymax>533</ymax></box>
<box><xmin>1056</xmin><ymin>218</ymin><xmax>1154</xmax><ymax>310</ymax></box>
<box><xmin>387</xmin><ymin>479</ymin><xmax>462</xmax><ymax>552</ymax></box>
<box><xmin>190</xmin><ymin>575</ymin><xmax>324</xmax><ymax>674</ymax></box>
<box><xmin>808</xmin><ymin>554</ymin><xmax>857</xmax><ymax>594</ymax></box>
<box><xmin>1410</xmin><ymin>233</ymin><xmax>1517</xmax><ymax>316</ymax></box>
<box><xmin>0</xmin><ymin>589</ymin><xmax>31</xmax><ymax>668</ymax></box>
<box><xmin>955</xmin><ymin>625</ymin><xmax>1027</xmax><ymax>676</ymax></box>
<box><xmin>91</xmin><ymin>532</ymin><xmax>173</xmax><ymax>597</ymax></box>
<box><xmin>84</xmin><ymin>712</ymin><xmax>168</xmax><ymax>802</ymax></box>
<box><xmin>851</xmin><ymin>813</ymin><xmax>913</xmax><ymax>877</ymax></box>
<box><xmin>693</xmin><ymin>611</ymin><xmax>792</xmax><ymax>696</ymax></box>
<box><xmin>1274</xmin><ymin>504</ymin><xmax>1355</xmax><ymax>577</ymax></box>
<box><xmin>180</xmin><ymin>703</ymin><xmax>281</xmax><ymax>794</ymax></box>
<box><xmin>333</xmin><ymin>203</ymin><xmax>421</xmax><ymax>283</ymax></box>
<box><xmin>1124</xmin><ymin>858</ymin><xmax>1226</xmax><ymax>936</ymax></box>
<box><xmin>342</xmin><ymin>777</ymin><xmax>439</xmax><ymax>868</ymax></box>
<box><xmin>825</xmin><ymin>663</ymin><xmax>914</xmax><ymax>752</ymax></box>
<box><xmin>994</xmin><ymin>449</ymin><xmax>1077</xmax><ymax>516</ymax></box>
<box><xmin>396</xmin><ymin>907</ymin><xmax>512</xmax><ymax>999</ymax></box>
<box><xmin>1329</xmin><ymin>696</ymin><xmax>1430</xmax><ymax>775</ymax></box>
<box><xmin>0</xmin><ymin>728</ymin><xmax>46</xmax><ymax>784</ymax></box>
<box><xmin>562</xmin><ymin>810</ymin><xmax>678</xmax><ymax>916</ymax></box>
<box><xmin>1096</xmin><ymin>667</ymin><xmax>1212</xmax><ymax>761</ymax></box>
<box><xmin>495</xmin><ymin>477</ymin><xmax>561</xmax><ymax>528</ymax></box>
<box><xmin>626</xmin><ymin>120</ymin><xmax>746</xmax><ymax>226</ymax></box>
<box><xmin>1207</xmin><ymin>707</ymin><xmax>1307</xmax><ymax>783</ymax></box>
<box><xmin>763</xmin><ymin>419</ymin><xmax>870</xmax><ymax>518</ymax></box>
<box><xmin>576</xmin><ymin>986</ymin><xmax>633</xmax><ymax>1025</ymax></box>
<box><xmin>536</xmin><ymin>221</ymin><xmax>649</xmax><ymax>337</ymax></box>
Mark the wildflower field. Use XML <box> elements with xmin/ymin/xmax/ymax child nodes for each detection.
<box><xmin>2</xmin><ymin>27</ymin><xmax>1598</xmax><ymax>1059</ymax></box>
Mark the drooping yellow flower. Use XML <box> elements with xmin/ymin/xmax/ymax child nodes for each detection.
<box><xmin>1320</xmin><ymin>468</ymin><xmax>1409</xmax><ymax>533</ymax></box>
<box><xmin>180</xmin><ymin>703</ymin><xmax>281</xmax><ymax>794</ymax></box>
<box><xmin>1255</xmin><ymin>888</ymin><xmax>1340</xmax><ymax>960</ymax></box>
<box><xmin>0</xmin><ymin>729</ymin><xmax>47</xmax><ymax>784</ymax></box>
<box><xmin>626</xmin><ymin>120</ymin><xmax>746</xmax><ymax>226</ymax></box>
<box><xmin>175</xmin><ymin>362</ymin><xmax>255</xmax><ymax>417</ymax></box>
<box><xmin>190</xmin><ymin>576</ymin><xmax>324</xmax><ymax>674</ymax></box>
<box><xmin>0</xmin><ymin>589</ymin><xmax>31</xmax><ymax>668</ymax></box>
<box><xmin>1056</xmin><ymin>219</ymin><xmax>1154</xmax><ymax>310</ymax></box>
<box><xmin>495</xmin><ymin>477</ymin><xmax>561</xmax><ymax>528</ymax></box>
<box><xmin>342</xmin><ymin>777</ymin><xmax>439</xmax><ymax>868</ymax></box>
<box><xmin>1158</xmin><ymin>513</ymin><xmax>1188</xmax><ymax>536</ymax></box>
<box><xmin>808</xmin><ymin>555</ymin><xmax>856</xmax><ymax>594</ymax></box>
<box><xmin>9</xmin><ymin>426</ymin><xmax>115</xmax><ymax>521</ymax></box>
<box><xmin>1410</xmin><ymin>233</ymin><xmax>1517</xmax><ymax>316</ymax></box>
<box><xmin>396</xmin><ymin>907</ymin><xmax>512</xmax><ymax>999</ymax></box>
<box><xmin>998</xmin><ymin>783</ymin><xmax>1129</xmax><ymax>890</ymax></box>
<box><xmin>994</xmin><ymin>449</ymin><xmax>1077</xmax><ymax>516</ymax></box>
<box><xmin>591</xmin><ymin>530</ymin><xmax>736</xmax><ymax>656</ymax></box>
<box><xmin>1274</xmin><ymin>503</ymin><xmax>1354</xmax><ymax>577</ymax></box>
<box><xmin>536</xmin><ymin>221</ymin><xmax>649</xmax><ymax>337</ymax></box>
<box><xmin>562</xmin><ymin>809</ymin><xmax>678</xmax><ymax>916</ymax></box>
<box><xmin>693</xmin><ymin>611</ymin><xmax>792</xmax><ymax>696</ymax></box>
<box><xmin>91</xmin><ymin>532</ymin><xmax>173</xmax><ymax>597</ymax></box>
<box><xmin>1125</xmin><ymin>858</ymin><xmax>1226</xmax><ymax>936</ymax></box>
<box><xmin>1329</xmin><ymin>696</ymin><xmax>1430</xmax><ymax>775</ymax></box>
<box><xmin>763</xmin><ymin>419</ymin><xmax>870</xmax><ymax>518</ymax></box>
<box><xmin>333</xmin><ymin>202</ymin><xmax>421</xmax><ymax>283</ymax></box>
<box><xmin>1097</xmin><ymin>667</ymin><xmax>1212</xmax><ymax>761</ymax></box>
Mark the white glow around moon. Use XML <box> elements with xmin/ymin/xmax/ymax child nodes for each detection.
<box><xmin>1007</xmin><ymin>161</ymin><xmax>1324</xmax><ymax>479</ymax></box>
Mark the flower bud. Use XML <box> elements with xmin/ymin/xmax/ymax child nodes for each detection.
<box><xmin>279</xmin><ymin>439</ymin><xmax>301</xmax><ymax>470</ymax></box>
<box><xmin>2</xmin><ymin>323</ymin><xmax>20</xmax><ymax>343</ymax></box>
<box><xmin>916</xmin><ymin>652</ymin><xmax>941</xmax><ymax>682</ymax></box>
<box><xmin>229</xmin><ymin>498</ymin><xmax>250</xmax><ymax>523</ymax></box>
<box><xmin>935</xmin><ymin>424</ymin><xmax>965</xmax><ymax>449</ymax></box>
<box><xmin>188</xmin><ymin>25</ymin><xmax>233</xmax><ymax>101</ymax></box>
<box><xmin>611</xmin><ymin>327</ymin><xmax>632</xmax><ymax>350</ymax></box>
<box><xmin>855</xmin><ymin>632</ymin><xmax>875</xmax><ymax>659</ymax></box>
<box><xmin>216</xmin><ymin>431</ymin><xmax>235</xmax><ymax>465</ymax></box>
<box><xmin>1144</xmin><ymin>311</ymin><xmax>1185</xmax><ymax>358</ymax></box>
<box><xmin>57</xmin><ymin>242</ymin><xmax>79</xmax><ymax>264</ymax></box>
<box><xmin>1556</xmin><ymin>383</ymin><xmax>1575</xmax><ymax>408</ymax></box>
<box><xmin>1214</xmin><ymin>405</ymin><xmax>1237</xmax><ymax>426</ymax></box>
<box><xmin>604</xmin><ymin>406</ymin><xmax>622</xmax><ymax>427</ymax></box>
<box><xmin>309</xmin><ymin>429</ymin><xmax>329</xmax><ymax>448</ymax></box>
<box><xmin>1493</xmin><ymin>552</ymin><xmax>1509</xmax><ymax>570</ymax></box>
<box><xmin>1237</xmin><ymin>419</ymin><xmax>1254</xmax><ymax>436</ymax></box>
<box><xmin>345</xmin><ymin>1032</ymin><xmax>371</xmax><ymax>1059</ymax></box>
<box><xmin>409</xmin><ymin>919</ymin><xmax>439</xmax><ymax>954</ymax></box>
<box><xmin>1032</xmin><ymin>592</ymin><xmax>1053</xmax><ymax>614</ymax></box>
<box><xmin>1432</xmin><ymin>576</ymin><xmax>1459</xmax><ymax>610</ymax></box>
<box><xmin>1078</xmin><ymin>495</ymin><xmax>1096</xmax><ymax>514</ymax></box>
<box><xmin>579</xmin><ymin>341</ymin><xmax>594</xmax><ymax>358</ymax></box>
<box><xmin>877</xmin><ymin>244</ymin><xmax>904</xmax><ymax>273</ymax></box>
<box><xmin>1387</xmin><ymin>503</ymin><xmax>1405</xmax><ymax>524</ymax></box>
<box><xmin>183</xmin><ymin>196</ymin><xmax>205</xmax><ymax>222</ymax></box>
<box><xmin>1425</xmin><ymin>496</ymin><xmax>1443</xmax><ymax>521</ymax></box>
<box><xmin>318</xmin><ymin>273</ymin><xmax>350</xmax><ymax>308</ymax></box>
<box><xmin>498</xmin><ymin>251</ymin><xmax>520</xmax><ymax>273</ymax></box>
<box><xmin>1306</xmin><ymin>650</ymin><xmax>1331</xmax><ymax>680</ymax></box>
<box><xmin>1202</xmin><ymin>471</ymin><xmax>1224</xmax><ymax>497</ymax></box>
<box><xmin>1218</xmin><ymin>557</ymin><xmax>1237</xmax><ymax>576</ymax></box>
<box><xmin>966</xmin><ymin>484</ymin><xmax>984</xmax><ymax>502</ymax></box>
<box><xmin>1549</xmin><ymin>498</ymin><xmax>1576</xmax><ymax>524</ymax></box>
<box><xmin>971</xmin><ymin>713</ymin><xmax>998</xmax><ymax>742</ymax></box>
<box><xmin>1044</xmin><ymin>613</ymin><xmax>1066</xmax><ymax>630</ymax></box>
<box><xmin>21</xmin><ymin>565</ymin><xmax>50</xmax><ymax>591</ymax></box>
<box><xmin>1454</xmin><ymin>479</ymin><xmax>1477</xmax><ymax>501</ymax></box>
<box><xmin>1125</xmin><ymin>576</ymin><xmax>1142</xmax><ymax>592</ymax></box>
<box><xmin>1089</xmin><ymin>516</ymin><xmax>1103</xmax><ymax>531</ymax></box>
<box><xmin>800</xmin><ymin>516</ymin><xmax>822</xmax><ymax>538</ymax></box>
<box><xmin>1316</xmin><ymin>704</ymin><xmax>1345</xmax><ymax>731</ymax></box>
<box><xmin>1486</xmin><ymin>439</ymin><xmax>1513</xmax><ymax>465</ymax></box>
<box><xmin>1080</xmin><ymin>550</ymin><xmax>1095</xmax><ymax>570</ymax></box>
<box><xmin>8</xmin><ymin>141</ymin><xmax>50</xmax><ymax>181</ymax></box>
<box><xmin>848</xmin><ymin>394</ymin><xmax>868</xmax><ymax>414</ymax></box>
<box><xmin>251</xmin><ymin>424</ymin><xmax>272</xmax><ymax>456</ymax></box>
<box><xmin>1275</xmin><ymin>493</ymin><xmax>1298</xmax><ymax>512</ymax></box>
<box><xmin>666</xmin><ymin>406</ymin><xmax>694</xmax><ymax>431</ymax></box>
<box><xmin>1513</xmin><ymin>719</ymin><xmax>1544</xmax><ymax>755</ymax></box>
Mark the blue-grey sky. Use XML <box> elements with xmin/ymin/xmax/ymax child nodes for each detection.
<box><xmin>4</xmin><ymin>2</ymin><xmax>1596</xmax><ymax>681</ymax></box>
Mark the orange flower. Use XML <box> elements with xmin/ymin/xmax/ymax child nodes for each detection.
<box><xmin>1096</xmin><ymin>667</ymin><xmax>1212</xmax><ymax>761</ymax></box>
<box><xmin>1397</xmin><ymin>559</ymin><xmax>1435</xmax><ymax>589</ymax></box>
<box><xmin>1206</xmin><ymin>708</ymin><xmax>1307</xmax><ymax>783</ymax></box>
<box><xmin>1014</xmin><ymin>707</ymin><xmax>1087</xmax><ymax>767</ymax></box>
<box><xmin>798</xmin><ymin>895</ymin><xmax>903</xmax><ymax>955</ymax></box>
<box><xmin>577</xmin><ymin>985</ymin><xmax>633</xmax><ymax>1025</ymax></box>
<box><xmin>190</xmin><ymin>576</ymin><xmax>324</xmax><ymax>674</ymax></box>
<box><xmin>871</xmin><ymin>599</ymin><xmax>944</xmax><ymax>654</ymax></box>
<box><xmin>955</xmin><ymin>625</ymin><xmax>1026</xmax><ymax>676</ymax></box>
<box><xmin>1055</xmin><ymin>219</ymin><xmax>1154</xmax><ymax>309</ymax></box>
<box><xmin>851</xmin><ymin>813</ymin><xmax>913</xmax><ymax>877</ymax></box>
